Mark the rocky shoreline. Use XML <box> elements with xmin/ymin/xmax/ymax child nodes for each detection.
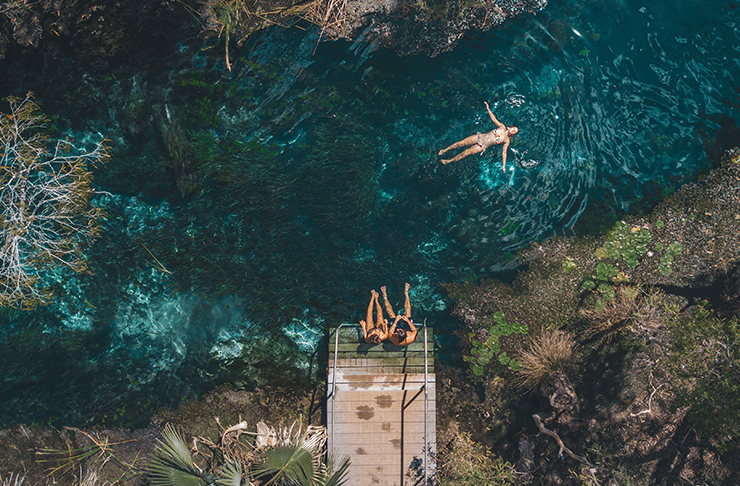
<box><xmin>0</xmin><ymin>0</ymin><xmax>546</xmax><ymax>61</ymax></box>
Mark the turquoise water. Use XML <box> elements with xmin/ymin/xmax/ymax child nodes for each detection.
<box><xmin>0</xmin><ymin>0</ymin><xmax>738</xmax><ymax>426</ymax></box>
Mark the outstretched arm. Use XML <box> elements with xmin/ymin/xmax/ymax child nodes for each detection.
<box><xmin>501</xmin><ymin>141</ymin><xmax>510</xmax><ymax>172</ymax></box>
<box><xmin>484</xmin><ymin>102</ymin><xmax>506</xmax><ymax>129</ymax></box>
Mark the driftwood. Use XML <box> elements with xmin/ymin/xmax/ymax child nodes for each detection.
<box><xmin>532</xmin><ymin>413</ymin><xmax>592</xmax><ymax>466</ymax></box>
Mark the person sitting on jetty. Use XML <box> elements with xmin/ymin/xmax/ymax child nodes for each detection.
<box><xmin>438</xmin><ymin>101</ymin><xmax>519</xmax><ymax>172</ymax></box>
<box><xmin>360</xmin><ymin>289</ymin><xmax>388</xmax><ymax>344</ymax></box>
<box><xmin>381</xmin><ymin>283</ymin><xmax>418</xmax><ymax>346</ymax></box>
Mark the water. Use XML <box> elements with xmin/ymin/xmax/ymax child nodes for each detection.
<box><xmin>0</xmin><ymin>0</ymin><xmax>738</xmax><ymax>427</ymax></box>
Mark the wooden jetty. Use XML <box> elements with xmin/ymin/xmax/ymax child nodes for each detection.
<box><xmin>327</xmin><ymin>325</ymin><xmax>436</xmax><ymax>486</ymax></box>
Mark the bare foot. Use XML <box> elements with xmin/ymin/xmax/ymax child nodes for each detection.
<box><xmin>404</xmin><ymin>282</ymin><xmax>410</xmax><ymax>294</ymax></box>
<box><xmin>380</xmin><ymin>286</ymin><xmax>388</xmax><ymax>298</ymax></box>
<box><xmin>441</xmin><ymin>158</ymin><xmax>452</xmax><ymax>164</ymax></box>
<box><xmin>438</xmin><ymin>149</ymin><xmax>445</xmax><ymax>155</ymax></box>
<box><xmin>371</xmin><ymin>289</ymin><xmax>378</xmax><ymax>298</ymax></box>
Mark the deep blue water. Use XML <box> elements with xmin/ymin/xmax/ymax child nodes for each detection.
<box><xmin>0</xmin><ymin>0</ymin><xmax>738</xmax><ymax>426</ymax></box>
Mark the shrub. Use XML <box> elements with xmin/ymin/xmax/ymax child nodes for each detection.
<box><xmin>0</xmin><ymin>94</ymin><xmax>107</xmax><ymax>307</ymax></box>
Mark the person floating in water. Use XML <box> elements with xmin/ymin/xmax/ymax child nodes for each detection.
<box><xmin>438</xmin><ymin>101</ymin><xmax>519</xmax><ymax>172</ymax></box>
<box><xmin>360</xmin><ymin>289</ymin><xmax>388</xmax><ymax>344</ymax></box>
<box><xmin>381</xmin><ymin>283</ymin><xmax>417</xmax><ymax>346</ymax></box>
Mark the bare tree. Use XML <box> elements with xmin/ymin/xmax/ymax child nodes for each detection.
<box><xmin>0</xmin><ymin>93</ymin><xmax>108</xmax><ymax>308</ymax></box>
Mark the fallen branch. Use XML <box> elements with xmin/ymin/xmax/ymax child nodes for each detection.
<box><xmin>630</xmin><ymin>381</ymin><xmax>664</xmax><ymax>417</ymax></box>
<box><xmin>532</xmin><ymin>414</ymin><xmax>593</xmax><ymax>466</ymax></box>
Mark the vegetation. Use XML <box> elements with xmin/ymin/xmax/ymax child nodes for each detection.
<box><xmin>463</xmin><ymin>311</ymin><xmax>527</xmax><ymax>375</ymax></box>
<box><xmin>516</xmin><ymin>329</ymin><xmax>578</xmax><ymax>391</ymax></box>
<box><xmin>0</xmin><ymin>93</ymin><xmax>107</xmax><ymax>307</ymax></box>
<box><xmin>668</xmin><ymin>305</ymin><xmax>740</xmax><ymax>446</ymax></box>
<box><xmin>444</xmin><ymin>153</ymin><xmax>740</xmax><ymax>483</ymax></box>
<box><xmin>199</xmin><ymin>0</ymin><xmax>351</xmax><ymax>70</ymax></box>
<box><xmin>146</xmin><ymin>421</ymin><xmax>350</xmax><ymax>486</ymax></box>
<box><xmin>436</xmin><ymin>431</ymin><xmax>515</xmax><ymax>486</ymax></box>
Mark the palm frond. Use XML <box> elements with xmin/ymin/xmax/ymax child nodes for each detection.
<box><xmin>316</xmin><ymin>454</ymin><xmax>351</xmax><ymax>486</ymax></box>
<box><xmin>215</xmin><ymin>461</ymin><xmax>243</xmax><ymax>486</ymax></box>
<box><xmin>146</xmin><ymin>425</ymin><xmax>207</xmax><ymax>486</ymax></box>
<box><xmin>252</xmin><ymin>445</ymin><xmax>316</xmax><ymax>486</ymax></box>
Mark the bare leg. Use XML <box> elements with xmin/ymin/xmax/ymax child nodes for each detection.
<box><xmin>373</xmin><ymin>291</ymin><xmax>387</xmax><ymax>333</ymax></box>
<box><xmin>363</xmin><ymin>290</ymin><xmax>375</xmax><ymax>331</ymax></box>
<box><xmin>438</xmin><ymin>135</ymin><xmax>480</xmax><ymax>155</ymax></box>
<box><xmin>380</xmin><ymin>286</ymin><xmax>396</xmax><ymax>319</ymax></box>
<box><xmin>403</xmin><ymin>282</ymin><xmax>411</xmax><ymax>318</ymax></box>
<box><xmin>441</xmin><ymin>145</ymin><xmax>485</xmax><ymax>165</ymax></box>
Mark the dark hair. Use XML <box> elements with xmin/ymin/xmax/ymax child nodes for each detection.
<box><xmin>395</xmin><ymin>328</ymin><xmax>407</xmax><ymax>340</ymax></box>
<box><xmin>367</xmin><ymin>334</ymin><xmax>381</xmax><ymax>344</ymax></box>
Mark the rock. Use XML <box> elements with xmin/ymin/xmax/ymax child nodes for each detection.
<box><xmin>3</xmin><ymin>6</ymin><xmax>42</xmax><ymax>47</ymax></box>
<box><xmin>333</xmin><ymin>0</ymin><xmax>548</xmax><ymax>56</ymax></box>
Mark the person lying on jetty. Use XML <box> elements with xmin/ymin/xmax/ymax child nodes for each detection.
<box><xmin>381</xmin><ymin>283</ymin><xmax>418</xmax><ymax>346</ymax></box>
<box><xmin>438</xmin><ymin>101</ymin><xmax>519</xmax><ymax>172</ymax></box>
<box><xmin>360</xmin><ymin>289</ymin><xmax>388</xmax><ymax>344</ymax></box>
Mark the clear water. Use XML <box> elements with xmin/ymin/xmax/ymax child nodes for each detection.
<box><xmin>1</xmin><ymin>0</ymin><xmax>738</xmax><ymax>426</ymax></box>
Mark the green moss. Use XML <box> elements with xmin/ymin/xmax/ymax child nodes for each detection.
<box><xmin>668</xmin><ymin>305</ymin><xmax>740</xmax><ymax>447</ymax></box>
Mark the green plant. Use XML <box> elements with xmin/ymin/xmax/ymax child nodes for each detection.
<box><xmin>515</xmin><ymin>330</ymin><xmax>577</xmax><ymax>390</ymax></box>
<box><xmin>561</xmin><ymin>256</ymin><xmax>577</xmax><ymax>273</ymax></box>
<box><xmin>579</xmin><ymin>285</ymin><xmax>645</xmax><ymax>345</ymax></box>
<box><xmin>581</xmin><ymin>261</ymin><xmax>626</xmax><ymax>306</ymax></box>
<box><xmin>658</xmin><ymin>241</ymin><xmax>682</xmax><ymax>276</ymax></box>
<box><xmin>464</xmin><ymin>312</ymin><xmax>528</xmax><ymax>376</ymax></box>
<box><xmin>594</xmin><ymin>221</ymin><xmax>651</xmax><ymax>268</ymax></box>
<box><xmin>146</xmin><ymin>422</ymin><xmax>350</xmax><ymax>486</ymax></box>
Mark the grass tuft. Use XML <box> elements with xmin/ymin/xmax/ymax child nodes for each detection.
<box><xmin>515</xmin><ymin>330</ymin><xmax>577</xmax><ymax>391</ymax></box>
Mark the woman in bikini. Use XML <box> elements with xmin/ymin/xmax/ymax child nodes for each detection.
<box><xmin>438</xmin><ymin>101</ymin><xmax>519</xmax><ymax>172</ymax></box>
<box><xmin>381</xmin><ymin>283</ymin><xmax>418</xmax><ymax>347</ymax></box>
<box><xmin>360</xmin><ymin>289</ymin><xmax>388</xmax><ymax>344</ymax></box>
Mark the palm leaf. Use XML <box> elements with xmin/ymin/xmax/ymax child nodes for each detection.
<box><xmin>146</xmin><ymin>425</ymin><xmax>207</xmax><ymax>486</ymax></box>
<box><xmin>215</xmin><ymin>461</ymin><xmax>243</xmax><ymax>486</ymax></box>
<box><xmin>252</xmin><ymin>445</ymin><xmax>316</xmax><ymax>486</ymax></box>
<box><xmin>316</xmin><ymin>454</ymin><xmax>351</xmax><ymax>486</ymax></box>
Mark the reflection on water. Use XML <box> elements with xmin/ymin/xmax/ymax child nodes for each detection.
<box><xmin>1</xmin><ymin>0</ymin><xmax>738</xmax><ymax>426</ymax></box>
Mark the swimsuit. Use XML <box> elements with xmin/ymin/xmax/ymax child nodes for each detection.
<box><xmin>477</xmin><ymin>130</ymin><xmax>505</xmax><ymax>152</ymax></box>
